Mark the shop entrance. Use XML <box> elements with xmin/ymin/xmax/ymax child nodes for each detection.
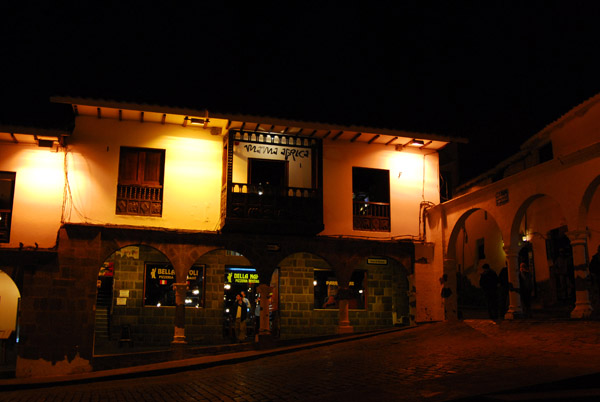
<box><xmin>223</xmin><ymin>267</ymin><xmax>259</xmax><ymax>341</ymax></box>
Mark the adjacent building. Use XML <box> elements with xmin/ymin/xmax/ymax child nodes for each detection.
<box><xmin>428</xmin><ymin>93</ymin><xmax>600</xmax><ymax>321</ymax></box>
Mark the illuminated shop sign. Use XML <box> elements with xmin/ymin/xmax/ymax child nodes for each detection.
<box><xmin>144</xmin><ymin>263</ymin><xmax>205</xmax><ymax>307</ymax></box>
<box><xmin>226</xmin><ymin>268</ymin><xmax>259</xmax><ymax>284</ymax></box>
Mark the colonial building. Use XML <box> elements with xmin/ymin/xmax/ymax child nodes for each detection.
<box><xmin>428</xmin><ymin>93</ymin><xmax>600</xmax><ymax>321</ymax></box>
<box><xmin>0</xmin><ymin>97</ymin><xmax>462</xmax><ymax>377</ymax></box>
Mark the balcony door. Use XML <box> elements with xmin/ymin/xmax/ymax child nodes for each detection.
<box><xmin>248</xmin><ymin>159</ymin><xmax>288</xmax><ymax>189</ymax></box>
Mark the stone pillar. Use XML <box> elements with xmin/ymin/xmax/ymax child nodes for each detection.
<box><xmin>503</xmin><ymin>246</ymin><xmax>522</xmax><ymax>319</ymax></box>
<box><xmin>172</xmin><ymin>283</ymin><xmax>188</xmax><ymax>345</ymax></box>
<box><xmin>567</xmin><ymin>230</ymin><xmax>593</xmax><ymax>319</ymax></box>
<box><xmin>337</xmin><ymin>285</ymin><xmax>354</xmax><ymax>334</ymax></box>
<box><xmin>257</xmin><ymin>283</ymin><xmax>273</xmax><ymax>335</ymax></box>
<box><xmin>442</xmin><ymin>258</ymin><xmax>458</xmax><ymax>321</ymax></box>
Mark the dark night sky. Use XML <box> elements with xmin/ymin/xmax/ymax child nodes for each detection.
<box><xmin>2</xmin><ymin>2</ymin><xmax>600</xmax><ymax>183</ymax></box>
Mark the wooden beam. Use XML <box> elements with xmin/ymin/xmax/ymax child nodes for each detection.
<box><xmin>72</xmin><ymin>105</ymin><xmax>79</xmax><ymax>116</ymax></box>
<box><xmin>161</xmin><ymin>114</ymin><xmax>166</xmax><ymax>124</ymax></box>
<box><xmin>140</xmin><ymin>112</ymin><xmax>144</xmax><ymax>123</ymax></box>
<box><xmin>254</xmin><ymin>123</ymin><xmax>260</xmax><ymax>132</ymax></box>
<box><xmin>297</xmin><ymin>128</ymin><xmax>304</xmax><ymax>136</ymax></box>
<box><xmin>367</xmin><ymin>134</ymin><xmax>380</xmax><ymax>144</ymax></box>
<box><xmin>269</xmin><ymin>124</ymin><xmax>275</xmax><ymax>133</ymax></box>
<box><xmin>97</xmin><ymin>107</ymin><xmax>101</xmax><ymax>119</ymax></box>
<box><xmin>385</xmin><ymin>136</ymin><xmax>398</xmax><ymax>145</ymax></box>
<box><xmin>226</xmin><ymin>120</ymin><xmax>231</xmax><ymax>129</ymax></box>
<box><xmin>10</xmin><ymin>133</ymin><xmax>18</xmax><ymax>143</ymax></box>
<box><xmin>118</xmin><ymin>109</ymin><xmax>122</xmax><ymax>121</ymax></box>
<box><xmin>322</xmin><ymin>130</ymin><xmax>332</xmax><ymax>139</ymax></box>
<box><xmin>182</xmin><ymin>116</ymin><xmax>188</xmax><ymax>127</ymax></box>
<box><xmin>309</xmin><ymin>129</ymin><xmax>317</xmax><ymax>137</ymax></box>
<box><xmin>331</xmin><ymin>131</ymin><xmax>343</xmax><ymax>141</ymax></box>
<box><xmin>350</xmin><ymin>133</ymin><xmax>362</xmax><ymax>142</ymax></box>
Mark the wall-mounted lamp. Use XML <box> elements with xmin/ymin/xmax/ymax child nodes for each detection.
<box><xmin>408</xmin><ymin>139</ymin><xmax>425</xmax><ymax>147</ymax></box>
<box><xmin>190</xmin><ymin>118</ymin><xmax>209</xmax><ymax>125</ymax></box>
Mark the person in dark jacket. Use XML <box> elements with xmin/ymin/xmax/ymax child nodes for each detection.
<box><xmin>479</xmin><ymin>263</ymin><xmax>499</xmax><ymax>319</ymax></box>
<box><xmin>498</xmin><ymin>266</ymin><xmax>509</xmax><ymax>318</ymax></box>
<box><xmin>519</xmin><ymin>262</ymin><xmax>533</xmax><ymax>318</ymax></box>
<box><xmin>232</xmin><ymin>293</ymin><xmax>248</xmax><ymax>342</ymax></box>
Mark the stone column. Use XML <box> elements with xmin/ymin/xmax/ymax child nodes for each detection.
<box><xmin>337</xmin><ymin>285</ymin><xmax>354</xmax><ymax>334</ymax></box>
<box><xmin>503</xmin><ymin>245</ymin><xmax>522</xmax><ymax>319</ymax></box>
<box><xmin>172</xmin><ymin>283</ymin><xmax>188</xmax><ymax>345</ymax></box>
<box><xmin>257</xmin><ymin>283</ymin><xmax>273</xmax><ymax>335</ymax></box>
<box><xmin>442</xmin><ymin>258</ymin><xmax>458</xmax><ymax>321</ymax></box>
<box><xmin>567</xmin><ymin>230</ymin><xmax>593</xmax><ymax>319</ymax></box>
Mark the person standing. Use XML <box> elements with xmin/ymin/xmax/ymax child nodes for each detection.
<box><xmin>232</xmin><ymin>293</ymin><xmax>247</xmax><ymax>342</ymax></box>
<box><xmin>498</xmin><ymin>266</ymin><xmax>509</xmax><ymax>318</ymax></box>
<box><xmin>519</xmin><ymin>262</ymin><xmax>533</xmax><ymax>318</ymax></box>
<box><xmin>479</xmin><ymin>263</ymin><xmax>499</xmax><ymax>320</ymax></box>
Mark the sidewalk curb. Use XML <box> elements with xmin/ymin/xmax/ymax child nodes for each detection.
<box><xmin>0</xmin><ymin>326</ymin><xmax>414</xmax><ymax>391</ymax></box>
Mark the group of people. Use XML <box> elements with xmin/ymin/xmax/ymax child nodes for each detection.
<box><xmin>479</xmin><ymin>262</ymin><xmax>533</xmax><ymax>319</ymax></box>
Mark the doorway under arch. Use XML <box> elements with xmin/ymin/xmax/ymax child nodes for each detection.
<box><xmin>94</xmin><ymin>245</ymin><xmax>173</xmax><ymax>355</ymax></box>
<box><xmin>0</xmin><ymin>269</ymin><xmax>20</xmax><ymax>375</ymax></box>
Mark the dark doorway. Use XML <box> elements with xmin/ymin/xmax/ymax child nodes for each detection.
<box><xmin>248</xmin><ymin>159</ymin><xmax>288</xmax><ymax>187</ymax></box>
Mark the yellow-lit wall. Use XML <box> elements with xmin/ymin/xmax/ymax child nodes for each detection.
<box><xmin>321</xmin><ymin>141</ymin><xmax>440</xmax><ymax>238</ymax></box>
<box><xmin>64</xmin><ymin>116</ymin><xmax>223</xmax><ymax>231</ymax></box>
<box><xmin>0</xmin><ymin>143</ymin><xmax>65</xmax><ymax>248</ymax></box>
<box><xmin>0</xmin><ymin>270</ymin><xmax>20</xmax><ymax>332</ymax></box>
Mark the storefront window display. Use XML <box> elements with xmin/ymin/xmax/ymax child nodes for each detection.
<box><xmin>314</xmin><ymin>270</ymin><xmax>366</xmax><ymax>309</ymax></box>
<box><xmin>144</xmin><ymin>263</ymin><xmax>205</xmax><ymax>307</ymax></box>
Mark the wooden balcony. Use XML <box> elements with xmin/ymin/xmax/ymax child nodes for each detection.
<box><xmin>220</xmin><ymin>183</ymin><xmax>323</xmax><ymax>235</ymax></box>
<box><xmin>116</xmin><ymin>184</ymin><xmax>163</xmax><ymax>217</ymax></box>
<box><xmin>353</xmin><ymin>201</ymin><xmax>390</xmax><ymax>232</ymax></box>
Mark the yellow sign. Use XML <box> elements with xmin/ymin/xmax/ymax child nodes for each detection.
<box><xmin>226</xmin><ymin>272</ymin><xmax>259</xmax><ymax>284</ymax></box>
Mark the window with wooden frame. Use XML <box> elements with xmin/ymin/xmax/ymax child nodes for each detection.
<box><xmin>116</xmin><ymin>147</ymin><xmax>165</xmax><ymax>217</ymax></box>
<box><xmin>0</xmin><ymin>171</ymin><xmax>16</xmax><ymax>243</ymax></box>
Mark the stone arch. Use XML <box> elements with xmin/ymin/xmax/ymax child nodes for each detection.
<box><xmin>94</xmin><ymin>244</ymin><xmax>173</xmax><ymax>355</ymax></box>
<box><xmin>0</xmin><ymin>269</ymin><xmax>20</xmax><ymax>371</ymax></box>
<box><xmin>187</xmin><ymin>247</ymin><xmax>255</xmax><ymax>345</ymax></box>
<box><xmin>511</xmin><ymin>193</ymin><xmax>572</xmax><ymax>310</ymax></box>
<box><xmin>578</xmin><ymin>174</ymin><xmax>600</xmax><ymax>249</ymax></box>
<box><xmin>446</xmin><ymin>207</ymin><xmax>503</xmax><ymax>318</ymax></box>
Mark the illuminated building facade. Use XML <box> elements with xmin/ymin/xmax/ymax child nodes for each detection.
<box><xmin>0</xmin><ymin>97</ymin><xmax>460</xmax><ymax>377</ymax></box>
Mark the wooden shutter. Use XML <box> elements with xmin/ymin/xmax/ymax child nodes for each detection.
<box><xmin>141</xmin><ymin>150</ymin><xmax>163</xmax><ymax>186</ymax></box>
<box><xmin>118</xmin><ymin>148</ymin><xmax>141</xmax><ymax>185</ymax></box>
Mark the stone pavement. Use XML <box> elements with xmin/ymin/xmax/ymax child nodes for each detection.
<box><xmin>1</xmin><ymin>319</ymin><xmax>600</xmax><ymax>401</ymax></box>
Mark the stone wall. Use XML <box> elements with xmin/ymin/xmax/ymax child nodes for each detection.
<box><xmin>278</xmin><ymin>253</ymin><xmax>410</xmax><ymax>339</ymax></box>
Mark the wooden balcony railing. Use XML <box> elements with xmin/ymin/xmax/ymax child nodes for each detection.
<box><xmin>353</xmin><ymin>201</ymin><xmax>390</xmax><ymax>232</ymax></box>
<box><xmin>116</xmin><ymin>184</ymin><xmax>163</xmax><ymax>217</ymax></box>
<box><xmin>221</xmin><ymin>183</ymin><xmax>322</xmax><ymax>233</ymax></box>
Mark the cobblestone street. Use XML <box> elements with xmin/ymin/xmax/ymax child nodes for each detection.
<box><xmin>2</xmin><ymin>320</ymin><xmax>600</xmax><ymax>401</ymax></box>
